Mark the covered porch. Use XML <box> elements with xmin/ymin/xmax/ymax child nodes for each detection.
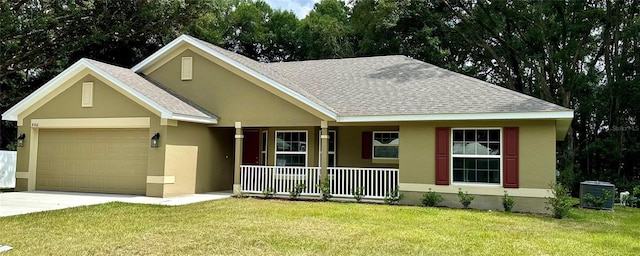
<box><xmin>231</xmin><ymin>121</ymin><xmax>400</xmax><ymax>200</ymax></box>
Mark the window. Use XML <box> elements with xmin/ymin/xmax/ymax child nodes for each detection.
<box><xmin>452</xmin><ymin>129</ymin><xmax>501</xmax><ymax>184</ymax></box>
<box><xmin>81</xmin><ymin>82</ymin><xmax>93</xmax><ymax>107</ymax></box>
<box><xmin>319</xmin><ymin>130</ymin><xmax>336</xmax><ymax>167</ymax></box>
<box><xmin>181</xmin><ymin>57</ymin><xmax>193</xmax><ymax>80</ymax></box>
<box><xmin>275</xmin><ymin>131</ymin><xmax>307</xmax><ymax>166</ymax></box>
<box><xmin>373</xmin><ymin>131</ymin><xmax>399</xmax><ymax>159</ymax></box>
<box><xmin>261</xmin><ymin>130</ymin><xmax>268</xmax><ymax>166</ymax></box>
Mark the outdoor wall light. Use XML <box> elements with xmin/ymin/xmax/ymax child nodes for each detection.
<box><xmin>151</xmin><ymin>133</ymin><xmax>160</xmax><ymax>148</ymax></box>
<box><xmin>17</xmin><ymin>133</ymin><xmax>26</xmax><ymax>147</ymax></box>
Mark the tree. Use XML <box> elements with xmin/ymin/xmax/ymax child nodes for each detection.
<box><xmin>351</xmin><ymin>0</ymin><xmax>448</xmax><ymax>63</ymax></box>
<box><xmin>297</xmin><ymin>0</ymin><xmax>354</xmax><ymax>59</ymax></box>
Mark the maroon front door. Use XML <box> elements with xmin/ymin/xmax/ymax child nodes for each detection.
<box><xmin>242</xmin><ymin>130</ymin><xmax>260</xmax><ymax>165</ymax></box>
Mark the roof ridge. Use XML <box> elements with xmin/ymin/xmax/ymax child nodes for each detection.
<box><xmin>267</xmin><ymin>55</ymin><xmax>406</xmax><ymax>65</ymax></box>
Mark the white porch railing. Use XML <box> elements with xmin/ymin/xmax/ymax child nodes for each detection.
<box><xmin>328</xmin><ymin>167</ymin><xmax>399</xmax><ymax>199</ymax></box>
<box><xmin>240</xmin><ymin>166</ymin><xmax>321</xmax><ymax>196</ymax></box>
<box><xmin>240</xmin><ymin>165</ymin><xmax>399</xmax><ymax>200</ymax></box>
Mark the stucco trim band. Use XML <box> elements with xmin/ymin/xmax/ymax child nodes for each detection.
<box><xmin>399</xmin><ymin>183</ymin><xmax>551</xmax><ymax>198</ymax></box>
<box><xmin>30</xmin><ymin>117</ymin><xmax>150</xmax><ymax>129</ymax></box>
<box><xmin>15</xmin><ymin>172</ymin><xmax>30</xmax><ymax>179</ymax></box>
<box><xmin>146</xmin><ymin>176</ymin><xmax>176</xmax><ymax>184</ymax></box>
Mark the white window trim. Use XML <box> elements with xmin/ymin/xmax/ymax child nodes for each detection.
<box><xmin>261</xmin><ymin>130</ymin><xmax>268</xmax><ymax>166</ymax></box>
<box><xmin>372</xmin><ymin>131</ymin><xmax>399</xmax><ymax>160</ymax></box>
<box><xmin>318</xmin><ymin>130</ymin><xmax>337</xmax><ymax>167</ymax></box>
<box><xmin>450</xmin><ymin>128</ymin><xmax>503</xmax><ymax>186</ymax></box>
<box><xmin>275</xmin><ymin>130</ymin><xmax>308</xmax><ymax>167</ymax></box>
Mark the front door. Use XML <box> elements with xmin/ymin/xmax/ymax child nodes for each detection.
<box><xmin>242</xmin><ymin>130</ymin><xmax>260</xmax><ymax>165</ymax></box>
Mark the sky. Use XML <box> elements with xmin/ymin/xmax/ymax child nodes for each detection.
<box><xmin>263</xmin><ymin>0</ymin><xmax>321</xmax><ymax>19</ymax></box>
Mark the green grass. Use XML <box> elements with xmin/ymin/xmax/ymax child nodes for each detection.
<box><xmin>1</xmin><ymin>198</ymin><xmax>639</xmax><ymax>255</ymax></box>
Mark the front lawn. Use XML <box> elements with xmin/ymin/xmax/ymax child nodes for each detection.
<box><xmin>0</xmin><ymin>198</ymin><xmax>638</xmax><ymax>255</ymax></box>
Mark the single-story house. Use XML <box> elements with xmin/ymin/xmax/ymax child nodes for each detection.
<box><xmin>2</xmin><ymin>35</ymin><xmax>573</xmax><ymax>212</ymax></box>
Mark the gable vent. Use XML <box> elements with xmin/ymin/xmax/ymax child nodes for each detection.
<box><xmin>81</xmin><ymin>82</ymin><xmax>93</xmax><ymax>107</ymax></box>
<box><xmin>181</xmin><ymin>57</ymin><xmax>193</xmax><ymax>81</ymax></box>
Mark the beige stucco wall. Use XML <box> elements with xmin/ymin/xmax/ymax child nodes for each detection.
<box><xmin>398</xmin><ymin>119</ymin><xmax>557</xmax><ymax>213</ymax></box>
<box><xmin>335</xmin><ymin>126</ymin><xmax>400</xmax><ymax>168</ymax></box>
<box><xmin>14</xmin><ymin>73</ymin><xmax>167</xmax><ymax>197</ymax></box>
<box><xmin>146</xmin><ymin>48</ymin><xmax>323</xmax><ymax>127</ymax></box>
<box><xmin>164</xmin><ymin>122</ymin><xmax>234</xmax><ymax>196</ymax></box>
<box><xmin>399</xmin><ymin>120</ymin><xmax>557</xmax><ymax>190</ymax></box>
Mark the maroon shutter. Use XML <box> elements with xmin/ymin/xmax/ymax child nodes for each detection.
<box><xmin>435</xmin><ymin>127</ymin><xmax>450</xmax><ymax>185</ymax></box>
<box><xmin>361</xmin><ymin>131</ymin><xmax>372</xmax><ymax>159</ymax></box>
<box><xmin>503</xmin><ymin>127</ymin><xmax>519</xmax><ymax>188</ymax></box>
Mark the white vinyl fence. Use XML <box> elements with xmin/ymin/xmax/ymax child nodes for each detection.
<box><xmin>240</xmin><ymin>165</ymin><xmax>399</xmax><ymax>200</ymax></box>
<box><xmin>0</xmin><ymin>150</ymin><xmax>17</xmax><ymax>189</ymax></box>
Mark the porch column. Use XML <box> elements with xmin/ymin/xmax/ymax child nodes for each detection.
<box><xmin>320</xmin><ymin>120</ymin><xmax>329</xmax><ymax>180</ymax></box>
<box><xmin>233</xmin><ymin>121</ymin><xmax>243</xmax><ymax>195</ymax></box>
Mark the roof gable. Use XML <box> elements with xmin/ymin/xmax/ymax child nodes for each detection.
<box><xmin>132</xmin><ymin>35</ymin><xmax>338</xmax><ymax>121</ymax></box>
<box><xmin>2</xmin><ymin>58</ymin><xmax>217</xmax><ymax>124</ymax></box>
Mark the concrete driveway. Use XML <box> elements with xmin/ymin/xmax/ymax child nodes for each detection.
<box><xmin>0</xmin><ymin>190</ymin><xmax>232</xmax><ymax>217</ymax></box>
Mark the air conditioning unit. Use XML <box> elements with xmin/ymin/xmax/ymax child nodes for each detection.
<box><xmin>580</xmin><ymin>181</ymin><xmax>615</xmax><ymax>211</ymax></box>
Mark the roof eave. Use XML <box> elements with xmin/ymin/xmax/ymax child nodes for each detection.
<box><xmin>170</xmin><ymin>114</ymin><xmax>218</xmax><ymax>124</ymax></box>
<box><xmin>336</xmin><ymin>110</ymin><xmax>574</xmax><ymax>122</ymax></box>
<box><xmin>2</xmin><ymin>59</ymin><xmax>89</xmax><ymax>121</ymax></box>
<box><xmin>338</xmin><ymin>110</ymin><xmax>574</xmax><ymax>141</ymax></box>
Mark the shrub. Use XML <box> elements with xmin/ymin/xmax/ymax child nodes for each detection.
<box><xmin>262</xmin><ymin>187</ymin><xmax>275</xmax><ymax>199</ymax></box>
<box><xmin>316</xmin><ymin>178</ymin><xmax>332</xmax><ymax>201</ymax></box>
<box><xmin>545</xmin><ymin>183</ymin><xmax>572</xmax><ymax>219</ymax></box>
<box><xmin>421</xmin><ymin>189</ymin><xmax>443</xmax><ymax>207</ymax></box>
<box><xmin>621</xmin><ymin>194</ymin><xmax>638</xmax><ymax>207</ymax></box>
<box><xmin>584</xmin><ymin>189</ymin><xmax>611</xmax><ymax>210</ymax></box>
<box><xmin>384</xmin><ymin>186</ymin><xmax>405</xmax><ymax>205</ymax></box>
<box><xmin>502</xmin><ymin>190</ymin><xmax>515</xmax><ymax>212</ymax></box>
<box><xmin>352</xmin><ymin>187</ymin><xmax>364</xmax><ymax>203</ymax></box>
<box><xmin>457</xmin><ymin>188</ymin><xmax>475</xmax><ymax>209</ymax></box>
<box><xmin>289</xmin><ymin>183</ymin><xmax>306</xmax><ymax>199</ymax></box>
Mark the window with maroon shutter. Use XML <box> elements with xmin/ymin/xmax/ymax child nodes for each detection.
<box><xmin>435</xmin><ymin>127</ymin><xmax>450</xmax><ymax>185</ymax></box>
<box><xmin>502</xmin><ymin>127</ymin><xmax>519</xmax><ymax>188</ymax></box>
<box><xmin>361</xmin><ymin>131</ymin><xmax>372</xmax><ymax>159</ymax></box>
<box><xmin>451</xmin><ymin>128</ymin><xmax>501</xmax><ymax>184</ymax></box>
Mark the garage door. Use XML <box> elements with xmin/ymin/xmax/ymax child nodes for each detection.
<box><xmin>36</xmin><ymin>129</ymin><xmax>148</xmax><ymax>195</ymax></box>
